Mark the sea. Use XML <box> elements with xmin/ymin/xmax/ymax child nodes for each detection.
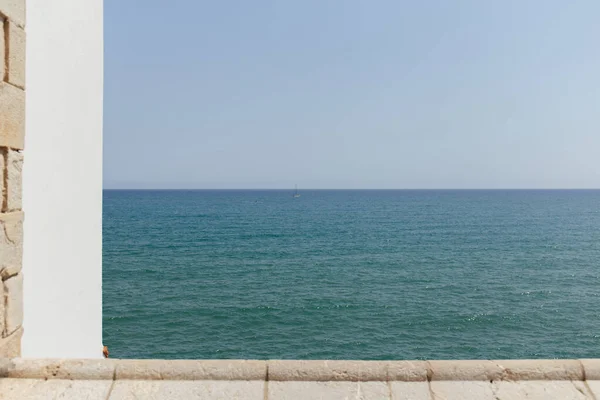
<box><xmin>103</xmin><ymin>189</ymin><xmax>600</xmax><ymax>360</ymax></box>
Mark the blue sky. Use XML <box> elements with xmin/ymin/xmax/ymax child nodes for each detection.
<box><xmin>104</xmin><ymin>1</ymin><xmax>600</xmax><ymax>189</ymax></box>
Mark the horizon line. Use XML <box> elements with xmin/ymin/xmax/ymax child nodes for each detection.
<box><xmin>102</xmin><ymin>188</ymin><xmax>600</xmax><ymax>191</ymax></box>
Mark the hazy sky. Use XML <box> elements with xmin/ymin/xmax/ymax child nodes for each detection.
<box><xmin>104</xmin><ymin>1</ymin><xmax>600</xmax><ymax>189</ymax></box>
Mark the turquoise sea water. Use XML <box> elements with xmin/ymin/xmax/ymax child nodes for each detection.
<box><xmin>103</xmin><ymin>190</ymin><xmax>600</xmax><ymax>360</ymax></box>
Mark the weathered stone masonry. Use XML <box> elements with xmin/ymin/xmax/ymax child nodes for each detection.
<box><xmin>0</xmin><ymin>0</ymin><xmax>25</xmax><ymax>358</ymax></box>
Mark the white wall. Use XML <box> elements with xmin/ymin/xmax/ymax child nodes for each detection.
<box><xmin>23</xmin><ymin>0</ymin><xmax>103</xmax><ymax>358</ymax></box>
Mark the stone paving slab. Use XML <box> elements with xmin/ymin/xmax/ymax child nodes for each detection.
<box><xmin>491</xmin><ymin>380</ymin><xmax>591</xmax><ymax>400</ymax></box>
<box><xmin>1</xmin><ymin>378</ymin><xmax>600</xmax><ymax>399</ymax></box>
<box><xmin>429</xmin><ymin>381</ymin><xmax>493</xmax><ymax>399</ymax></box>
<box><xmin>268</xmin><ymin>381</ymin><xmax>389</xmax><ymax>400</ymax></box>
<box><xmin>579</xmin><ymin>380</ymin><xmax>600</xmax><ymax>399</ymax></box>
<box><xmin>108</xmin><ymin>380</ymin><xmax>265</xmax><ymax>400</ymax></box>
<box><xmin>389</xmin><ymin>382</ymin><xmax>431</xmax><ymax>399</ymax></box>
<box><xmin>429</xmin><ymin>380</ymin><xmax>593</xmax><ymax>400</ymax></box>
<box><xmin>0</xmin><ymin>378</ymin><xmax>112</xmax><ymax>399</ymax></box>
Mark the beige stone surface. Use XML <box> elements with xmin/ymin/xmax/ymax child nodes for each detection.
<box><xmin>430</xmin><ymin>381</ymin><xmax>495</xmax><ymax>399</ymax></box>
<box><xmin>3</xmin><ymin>272</ymin><xmax>23</xmax><ymax>335</ymax></box>
<box><xmin>387</xmin><ymin>361</ymin><xmax>428</xmax><ymax>381</ymax></box>
<box><xmin>109</xmin><ymin>380</ymin><xmax>265</xmax><ymax>400</ymax></box>
<box><xmin>0</xmin><ymin>364</ymin><xmax>599</xmax><ymax>399</ymax></box>
<box><xmin>0</xmin><ymin>211</ymin><xmax>23</xmax><ymax>277</ymax></box>
<box><xmin>494</xmin><ymin>359</ymin><xmax>583</xmax><ymax>380</ymax></box>
<box><xmin>6</xmin><ymin>21</ymin><xmax>25</xmax><ymax>88</ymax></box>
<box><xmin>116</xmin><ymin>359</ymin><xmax>267</xmax><ymax>381</ymax></box>
<box><xmin>0</xmin><ymin>82</ymin><xmax>25</xmax><ymax>149</ymax></box>
<box><xmin>581</xmin><ymin>359</ymin><xmax>600</xmax><ymax>380</ymax></box>
<box><xmin>0</xmin><ymin>264</ymin><xmax>20</xmax><ymax>280</ymax></box>
<box><xmin>0</xmin><ymin>275</ymin><xmax>4</xmax><ymax>334</ymax></box>
<box><xmin>0</xmin><ymin>378</ymin><xmax>39</xmax><ymax>399</ymax></box>
<box><xmin>268</xmin><ymin>381</ymin><xmax>389</xmax><ymax>400</ymax></box>
<box><xmin>0</xmin><ymin>19</ymin><xmax>4</xmax><ymax>82</ymax></box>
<box><xmin>42</xmin><ymin>380</ymin><xmax>113</xmax><ymax>399</ymax></box>
<box><xmin>5</xmin><ymin>149</ymin><xmax>23</xmax><ymax>211</ymax></box>
<box><xmin>0</xmin><ymin>378</ymin><xmax>113</xmax><ymax>399</ymax></box>
<box><xmin>269</xmin><ymin>360</ymin><xmax>387</xmax><ymax>382</ymax></box>
<box><xmin>0</xmin><ymin>0</ymin><xmax>25</xmax><ymax>27</ymax></box>
<box><xmin>0</xmin><ymin>326</ymin><xmax>21</xmax><ymax>357</ymax></box>
<box><xmin>163</xmin><ymin>360</ymin><xmax>266</xmax><ymax>381</ymax></box>
<box><xmin>491</xmin><ymin>380</ymin><xmax>591</xmax><ymax>399</ymax></box>
<box><xmin>429</xmin><ymin>360</ymin><xmax>503</xmax><ymax>381</ymax></box>
<box><xmin>584</xmin><ymin>380</ymin><xmax>600</xmax><ymax>398</ymax></box>
<box><xmin>8</xmin><ymin>358</ymin><xmax>117</xmax><ymax>380</ymax></box>
<box><xmin>390</xmin><ymin>382</ymin><xmax>431</xmax><ymax>399</ymax></box>
<box><xmin>115</xmin><ymin>359</ymin><xmax>161</xmax><ymax>380</ymax></box>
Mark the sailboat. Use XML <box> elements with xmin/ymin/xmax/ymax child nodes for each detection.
<box><xmin>293</xmin><ymin>184</ymin><xmax>301</xmax><ymax>198</ymax></box>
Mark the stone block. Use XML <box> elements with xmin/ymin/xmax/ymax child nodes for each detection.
<box><xmin>0</xmin><ymin>0</ymin><xmax>25</xmax><ymax>27</ymax></box>
<box><xmin>388</xmin><ymin>361</ymin><xmax>428</xmax><ymax>381</ymax></box>
<box><xmin>0</xmin><ymin>326</ymin><xmax>22</xmax><ymax>357</ymax></box>
<box><xmin>115</xmin><ymin>359</ymin><xmax>267</xmax><ymax>381</ymax></box>
<box><xmin>268</xmin><ymin>381</ymin><xmax>389</xmax><ymax>400</ymax></box>
<box><xmin>0</xmin><ymin>211</ymin><xmax>23</xmax><ymax>276</ymax></box>
<box><xmin>429</xmin><ymin>360</ymin><xmax>503</xmax><ymax>381</ymax></box>
<box><xmin>6</xmin><ymin>21</ymin><xmax>25</xmax><ymax>89</ymax></box>
<box><xmin>0</xmin><ymin>151</ymin><xmax>4</xmax><ymax>212</ymax></box>
<box><xmin>109</xmin><ymin>380</ymin><xmax>265</xmax><ymax>400</ymax></box>
<box><xmin>580</xmin><ymin>359</ymin><xmax>600</xmax><ymax>380</ymax></box>
<box><xmin>0</xmin><ymin>279</ymin><xmax>4</xmax><ymax>334</ymax></box>
<box><xmin>8</xmin><ymin>358</ymin><xmax>117</xmax><ymax>380</ymax></box>
<box><xmin>0</xmin><ymin>83</ymin><xmax>25</xmax><ymax>149</ymax></box>
<box><xmin>115</xmin><ymin>359</ymin><xmax>161</xmax><ymax>380</ymax></box>
<box><xmin>161</xmin><ymin>360</ymin><xmax>266</xmax><ymax>380</ymax></box>
<box><xmin>5</xmin><ymin>149</ymin><xmax>23</xmax><ymax>211</ymax></box>
<box><xmin>493</xmin><ymin>359</ymin><xmax>583</xmax><ymax>381</ymax></box>
<box><xmin>390</xmin><ymin>382</ymin><xmax>432</xmax><ymax>399</ymax></box>
<box><xmin>0</xmin><ymin>19</ymin><xmax>4</xmax><ymax>79</ymax></box>
<box><xmin>3</xmin><ymin>273</ymin><xmax>22</xmax><ymax>336</ymax></box>
<box><xmin>268</xmin><ymin>360</ymin><xmax>388</xmax><ymax>382</ymax></box>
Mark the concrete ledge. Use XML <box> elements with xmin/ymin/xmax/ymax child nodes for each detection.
<box><xmin>581</xmin><ymin>359</ymin><xmax>600</xmax><ymax>380</ymax></box>
<box><xmin>269</xmin><ymin>360</ymin><xmax>388</xmax><ymax>382</ymax></box>
<box><xmin>388</xmin><ymin>361</ymin><xmax>428</xmax><ymax>381</ymax></box>
<box><xmin>115</xmin><ymin>360</ymin><xmax>267</xmax><ymax>381</ymax></box>
<box><xmin>0</xmin><ymin>358</ymin><xmax>596</xmax><ymax>382</ymax></box>
<box><xmin>3</xmin><ymin>359</ymin><xmax>117</xmax><ymax>380</ymax></box>
<box><xmin>428</xmin><ymin>360</ymin><xmax>503</xmax><ymax>381</ymax></box>
<box><xmin>494</xmin><ymin>359</ymin><xmax>584</xmax><ymax>381</ymax></box>
<box><xmin>428</xmin><ymin>359</ymin><xmax>584</xmax><ymax>381</ymax></box>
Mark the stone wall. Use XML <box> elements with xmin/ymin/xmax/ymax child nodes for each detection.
<box><xmin>2</xmin><ymin>359</ymin><xmax>600</xmax><ymax>399</ymax></box>
<box><xmin>0</xmin><ymin>0</ymin><xmax>25</xmax><ymax>358</ymax></box>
